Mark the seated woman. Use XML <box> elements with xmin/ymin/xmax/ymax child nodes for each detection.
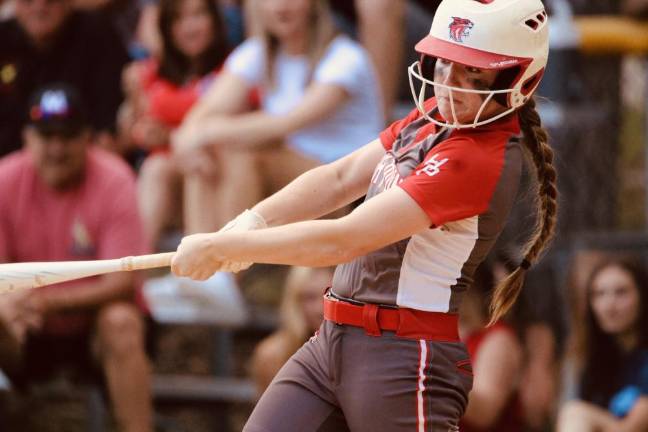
<box><xmin>557</xmin><ymin>257</ymin><xmax>648</xmax><ymax>431</ymax></box>
<box><xmin>250</xmin><ymin>266</ymin><xmax>333</xmax><ymax>395</ymax></box>
<box><xmin>459</xmin><ymin>261</ymin><xmax>525</xmax><ymax>431</ymax></box>
<box><xmin>172</xmin><ymin>0</ymin><xmax>384</xmax><ymax>233</ymax></box>
<box><xmin>120</xmin><ymin>0</ymin><xmax>230</xmax><ymax>248</ymax></box>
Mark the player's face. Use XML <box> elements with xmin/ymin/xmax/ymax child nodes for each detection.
<box><xmin>24</xmin><ymin>127</ymin><xmax>88</xmax><ymax>190</ymax></box>
<box><xmin>590</xmin><ymin>265</ymin><xmax>641</xmax><ymax>337</ymax></box>
<box><xmin>171</xmin><ymin>0</ymin><xmax>215</xmax><ymax>60</ymax></box>
<box><xmin>15</xmin><ymin>0</ymin><xmax>71</xmax><ymax>45</ymax></box>
<box><xmin>260</xmin><ymin>0</ymin><xmax>312</xmax><ymax>42</ymax></box>
<box><xmin>432</xmin><ymin>58</ymin><xmax>506</xmax><ymax>124</ymax></box>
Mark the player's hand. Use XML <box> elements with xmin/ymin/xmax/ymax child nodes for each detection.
<box><xmin>215</xmin><ymin>209</ymin><xmax>267</xmax><ymax>273</ymax></box>
<box><xmin>171</xmin><ymin>233</ymin><xmax>223</xmax><ymax>281</ymax></box>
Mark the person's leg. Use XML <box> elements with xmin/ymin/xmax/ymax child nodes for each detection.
<box><xmin>183</xmin><ymin>148</ymin><xmax>263</xmax><ymax>234</ymax></box>
<box><xmin>244</xmin><ymin>376</ymin><xmax>349</xmax><ymax>432</ymax></box>
<box><xmin>335</xmin><ymin>327</ymin><xmax>470</xmax><ymax>432</ymax></box>
<box><xmin>137</xmin><ymin>154</ymin><xmax>181</xmax><ymax>248</ymax></box>
<box><xmin>93</xmin><ymin>302</ymin><xmax>152</xmax><ymax>432</ymax></box>
<box><xmin>245</xmin><ymin>321</ymin><xmax>350</xmax><ymax>432</ymax></box>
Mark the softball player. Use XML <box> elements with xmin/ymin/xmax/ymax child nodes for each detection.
<box><xmin>172</xmin><ymin>0</ymin><xmax>557</xmax><ymax>430</ymax></box>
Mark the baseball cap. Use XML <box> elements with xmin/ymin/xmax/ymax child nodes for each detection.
<box><xmin>27</xmin><ymin>84</ymin><xmax>88</xmax><ymax>138</ymax></box>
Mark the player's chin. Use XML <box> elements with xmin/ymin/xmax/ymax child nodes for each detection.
<box><xmin>437</xmin><ymin>107</ymin><xmax>470</xmax><ymax>124</ymax></box>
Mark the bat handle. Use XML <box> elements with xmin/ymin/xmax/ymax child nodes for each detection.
<box><xmin>120</xmin><ymin>252</ymin><xmax>175</xmax><ymax>271</ymax></box>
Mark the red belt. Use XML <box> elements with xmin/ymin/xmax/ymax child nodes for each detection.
<box><xmin>323</xmin><ymin>295</ymin><xmax>459</xmax><ymax>342</ymax></box>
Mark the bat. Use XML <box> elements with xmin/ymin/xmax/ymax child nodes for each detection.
<box><xmin>0</xmin><ymin>252</ymin><xmax>175</xmax><ymax>294</ymax></box>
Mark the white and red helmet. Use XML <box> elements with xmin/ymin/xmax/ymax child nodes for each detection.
<box><xmin>408</xmin><ymin>0</ymin><xmax>549</xmax><ymax>128</ymax></box>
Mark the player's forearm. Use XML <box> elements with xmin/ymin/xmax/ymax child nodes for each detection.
<box><xmin>37</xmin><ymin>273</ymin><xmax>134</xmax><ymax>312</ymax></box>
<box><xmin>253</xmin><ymin>164</ymin><xmax>360</xmax><ymax>227</ymax></box>
<box><xmin>209</xmin><ymin>219</ymin><xmax>366</xmax><ymax>267</ymax></box>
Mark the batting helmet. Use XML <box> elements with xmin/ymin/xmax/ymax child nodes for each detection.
<box><xmin>408</xmin><ymin>0</ymin><xmax>549</xmax><ymax>128</ymax></box>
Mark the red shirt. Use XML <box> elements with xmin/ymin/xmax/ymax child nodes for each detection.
<box><xmin>139</xmin><ymin>60</ymin><xmax>221</xmax><ymax>129</ymax></box>
<box><xmin>0</xmin><ymin>148</ymin><xmax>149</xmax><ymax>334</ymax></box>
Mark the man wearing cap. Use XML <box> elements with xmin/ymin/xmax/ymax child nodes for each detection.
<box><xmin>0</xmin><ymin>84</ymin><xmax>152</xmax><ymax>432</ymax></box>
<box><xmin>0</xmin><ymin>0</ymin><xmax>128</xmax><ymax>157</ymax></box>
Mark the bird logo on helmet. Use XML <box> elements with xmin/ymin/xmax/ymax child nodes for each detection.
<box><xmin>408</xmin><ymin>0</ymin><xmax>549</xmax><ymax>129</ymax></box>
<box><xmin>449</xmin><ymin>17</ymin><xmax>474</xmax><ymax>43</ymax></box>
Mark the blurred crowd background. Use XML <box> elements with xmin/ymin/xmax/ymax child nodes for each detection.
<box><xmin>0</xmin><ymin>0</ymin><xmax>648</xmax><ymax>431</ymax></box>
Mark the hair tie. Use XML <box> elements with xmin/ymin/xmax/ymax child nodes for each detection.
<box><xmin>519</xmin><ymin>259</ymin><xmax>531</xmax><ymax>270</ymax></box>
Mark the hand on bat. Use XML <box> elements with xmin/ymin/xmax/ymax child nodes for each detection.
<box><xmin>171</xmin><ymin>233</ymin><xmax>224</xmax><ymax>281</ymax></box>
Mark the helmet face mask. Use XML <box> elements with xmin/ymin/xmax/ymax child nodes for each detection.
<box><xmin>408</xmin><ymin>57</ymin><xmax>520</xmax><ymax>129</ymax></box>
<box><xmin>410</xmin><ymin>0</ymin><xmax>549</xmax><ymax>129</ymax></box>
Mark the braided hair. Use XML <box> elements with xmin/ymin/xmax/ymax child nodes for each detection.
<box><xmin>489</xmin><ymin>97</ymin><xmax>558</xmax><ymax>324</ymax></box>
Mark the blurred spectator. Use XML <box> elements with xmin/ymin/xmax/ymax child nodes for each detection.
<box><xmin>250</xmin><ymin>266</ymin><xmax>332</xmax><ymax>395</ymax></box>
<box><xmin>246</xmin><ymin>0</ymin><xmax>406</xmax><ymax>121</ymax></box>
<box><xmin>72</xmin><ymin>0</ymin><xmax>147</xmax><ymax>59</ymax></box>
<box><xmin>458</xmin><ymin>262</ymin><xmax>525</xmax><ymax>431</ymax></box>
<box><xmin>136</xmin><ymin>0</ymin><xmax>246</xmax><ymax>60</ymax></box>
<box><xmin>495</xmin><ymin>251</ymin><xmax>561</xmax><ymax>431</ymax></box>
<box><xmin>0</xmin><ymin>0</ymin><xmax>14</xmax><ymax>20</ymax></box>
<box><xmin>623</xmin><ymin>0</ymin><xmax>648</xmax><ymax>17</ymax></box>
<box><xmin>330</xmin><ymin>0</ymin><xmax>405</xmax><ymax>121</ymax></box>
<box><xmin>173</xmin><ymin>0</ymin><xmax>383</xmax><ymax>233</ymax></box>
<box><xmin>121</xmin><ymin>0</ymin><xmax>230</xmax><ymax>249</ymax></box>
<box><xmin>0</xmin><ymin>85</ymin><xmax>152</xmax><ymax>432</ymax></box>
<box><xmin>557</xmin><ymin>257</ymin><xmax>648</xmax><ymax>431</ymax></box>
<box><xmin>0</xmin><ymin>292</ymin><xmax>32</xmax><ymax>373</ymax></box>
<box><xmin>0</xmin><ymin>0</ymin><xmax>129</xmax><ymax>157</ymax></box>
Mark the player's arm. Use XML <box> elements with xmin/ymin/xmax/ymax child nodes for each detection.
<box><xmin>253</xmin><ymin>138</ymin><xmax>385</xmax><ymax>226</ymax></box>
<box><xmin>171</xmin><ymin>185</ymin><xmax>432</xmax><ymax>279</ymax></box>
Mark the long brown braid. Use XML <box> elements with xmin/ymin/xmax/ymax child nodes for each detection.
<box><xmin>489</xmin><ymin>97</ymin><xmax>558</xmax><ymax>325</ymax></box>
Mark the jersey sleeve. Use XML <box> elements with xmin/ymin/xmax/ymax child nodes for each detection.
<box><xmin>224</xmin><ymin>37</ymin><xmax>265</xmax><ymax>86</ymax></box>
<box><xmin>398</xmin><ymin>138</ymin><xmax>503</xmax><ymax>227</ymax></box>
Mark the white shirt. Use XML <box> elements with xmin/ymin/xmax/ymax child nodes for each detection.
<box><xmin>225</xmin><ymin>35</ymin><xmax>384</xmax><ymax>163</ymax></box>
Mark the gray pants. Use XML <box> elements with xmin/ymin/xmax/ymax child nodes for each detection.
<box><xmin>244</xmin><ymin>320</ymin><xmax>472</xmax><ymax>432</ymax></box>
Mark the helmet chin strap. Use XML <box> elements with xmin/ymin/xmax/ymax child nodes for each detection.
<box><xmin>408</xmin><ymin>61</ymin><xmax>517</xmax><ymax>129</ymax></box>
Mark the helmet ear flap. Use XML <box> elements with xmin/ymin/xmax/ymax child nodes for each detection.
<box><xmin>491</xmin><ymin>66</ymin><xmax>521</xmax><ymax>107</ymax></box>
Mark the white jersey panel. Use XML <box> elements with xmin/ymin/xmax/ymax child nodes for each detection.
<box><xmin>396</xmin><ymin>217</ymin><xmax>479</xmax><ymax>312</ymax></box>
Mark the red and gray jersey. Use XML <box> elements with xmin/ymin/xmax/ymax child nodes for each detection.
<box><xmin>332</xmin><ymin>98</ymin><xmax>523</xmax><ymax>314</ymax></box>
